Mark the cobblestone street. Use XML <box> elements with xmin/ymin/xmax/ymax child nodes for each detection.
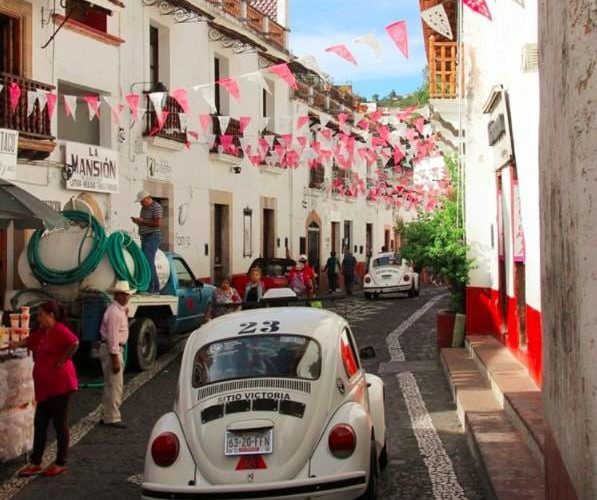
<box><xmin>0</xmin><ymin>287</ymin><xmax>486</xmax><ymax>500</ymax></box>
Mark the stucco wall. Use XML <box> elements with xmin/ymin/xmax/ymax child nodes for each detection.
<box><xmin>539</xmin><ymin>1</ymin><xmax>597</xmax><ymax>498</ymax></box>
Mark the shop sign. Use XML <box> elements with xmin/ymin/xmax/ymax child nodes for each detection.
<box><xmin>147</xmin><ymin>156</ymin><xmax>172</xmax><ymax>182</ymax></box>
<box><xmin>66</xmin><ymin>142</ymin><xmax>119</xmax><ymax>194</ymax></box>
<box><xmin>483</xmin><ymin>87</ymin><xmax>514</xmax><ymax>170</ymax></box>
<box><xmin>512</xmin><ymin>180</ymin><xmax>525</xmax><ymax>262</ymax></box>
<box><xmin>0</xmin><ymin>128</ymin><xmax>19</xmax><ymax>180</ymax></box>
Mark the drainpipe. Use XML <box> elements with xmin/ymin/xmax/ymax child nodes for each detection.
<box><xmin>457</xmin><ymin>0</ymin><xmax>466</xmax><ymax>235</ymax></box>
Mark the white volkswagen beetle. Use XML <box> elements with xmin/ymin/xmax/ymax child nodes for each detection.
<box><xmin>142</xmin><ymin>307</ymin><xmax>387</xmax><ymax>500</ymax></box>
<box><xmin>363</xmin><ymin>252</ymin><xmax>420</xmax><ymax>299</ymax></box>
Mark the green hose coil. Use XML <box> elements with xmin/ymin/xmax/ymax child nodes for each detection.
<box><xmin>28</xmin><ymin>210</ymin><xmax>108</xmax><ymax>285</ymax></box>
<box><xmin>107</xmin><ymin>231</ymin><xmax>151</xmax><ymax>292</ymax></box>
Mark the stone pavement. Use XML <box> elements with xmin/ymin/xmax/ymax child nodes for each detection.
<box><xmin>0</xmin><ymin>286</ymin><xmax>487</xmax><ymax>500</ymax></box>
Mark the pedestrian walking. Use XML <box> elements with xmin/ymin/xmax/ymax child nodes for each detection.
<box><xmin>99</xmin><ymin>281</ymin><xmax>135</xmax><ymax>429</ymax></box>
<box><xmin>131</xmin><ymin>191</ymin><xmax>162</xmax><ymax>294</ymax></box>
<box><xmin>342</xmin><ymin>250</ymin><xmax>357</xmax><ymax>295</ymax></box>
<box><xmin>11</xmin><ymin>301</ymin><xmax>79</xmax><ymax>478</ymax></box>
<box><xmin>211</xmin><ymin>277</ymin><xmax>242</xmax><ymax>318</ymax></box>
<box><xmin>323</xmin><ymin>251</ymin><xmax>340</xmax><ymax>293</ymax></box>
<box><xmin>244</xmin><ymin>267</ymin><xmax>265</xmax><ymax>304</ymax></box>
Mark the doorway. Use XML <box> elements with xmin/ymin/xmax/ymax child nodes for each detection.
<box><xmin>366</xmin><ymin>223</ymin><xmax>373</xmax><ymax>255</ymax></box>
<box><xmin>0</xmin><ymin>13</ymin><xmax>21</xmax><ymax>75</ymax></box>
<box><xmin>497</xmin><ymin>173</ymin><xmax>508</xmax><ymax>334</ymax></box>
<box><xmin>384</xmin><ymin>229</ymin><xmax>391</xmax><ymax>252</ymax></box>
<box><xmin>307</xmin><ymin>221</ymin><xmax>321</xmax><ymax>272</ymax></box>
<box><xmin>213</xmin><ymin>203</ymin><xmax>230</xmax><ymax>284</ymax></box>
<box><xmin>262</xmin><ymin>208</ymin><xmax>275</xmax><ymax>258</ymax></box>
<box><xmin>331</xmin><ymin>222</ymin><xmax>340</xmax><ymax>254</ymax></box>
<box><xmin>343</xmin><ymin>220</ymin><xmax>352</xmax><ymax>253</ymax></box>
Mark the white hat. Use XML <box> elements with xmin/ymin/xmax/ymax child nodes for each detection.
<box><xmin>299</xmin><ymin>254</ymin><xmax>308</xmax><ymax>262</ymax></box>
<box><xmin>110</xmin><ymin>281</ymin><xmax>136</xmax><ymax>295</ymax></box>
<box><xmin>136</xmin><ymin>190</ymin><xmax>150</xmax><ymax>202</ymax></box>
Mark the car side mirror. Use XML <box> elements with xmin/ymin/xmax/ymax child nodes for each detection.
<box><xmin>359</xmin><ymin>346</ymin><xmax>376</xmax><ymax>360</ymax></box>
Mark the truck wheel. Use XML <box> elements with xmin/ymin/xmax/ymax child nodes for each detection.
<box><xmin>128</xmin><ymin>318</ymin><xmax>158</xmax><ymax>371</ymax></box>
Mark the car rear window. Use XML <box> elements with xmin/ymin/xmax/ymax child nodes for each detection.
<box><xmin>371</xmin><ymin>255</ymin><xmax>400</xmax><ymax>268</ymax></box>
<box><xmin>192</xmin><ymin>335</ymin><xmax>322</xmax><ymax>387</ymax></box>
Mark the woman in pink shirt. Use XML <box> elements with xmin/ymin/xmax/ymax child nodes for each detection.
<box><xmin>10</xmin><ymin>301</ymin><xmax>79</xmax><ymax>478</ymax></box>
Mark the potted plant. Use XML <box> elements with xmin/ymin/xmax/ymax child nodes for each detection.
<box><xmin>399</xmin><ymin>155</ymin><xmax>473</xmax><ymax>347</ymax></box>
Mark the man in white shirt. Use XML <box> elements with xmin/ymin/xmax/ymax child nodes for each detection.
<box><xmin>99</xmin><ymin>281</ymin><xmax>135</xmax><ymax>428</ymax></box>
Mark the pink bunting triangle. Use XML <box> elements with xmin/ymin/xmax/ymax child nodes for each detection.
<box><xmin>266</xmin><ymin>64</ymin><xmax>297</xmax><ymax>90</ymax></box>
<box><xmin>370</xmin><ymin>110</ymin><xmax>383</xmax><ymax>122</ymax></box>
<box><xmin>325</xmin><ymin>44</ymin><xmax>358</xmax><ymax>66</ymax></box>
<box><xmin>110</xmin><ymin>103</ymin><xmax>125</xmax><ymax>126</ymax></box>
<box><xmin>463</xmin><ymin>0</ymin><xmax>492</xmax><ymax>20</ymax></box>
<box><xmin>414</xmin><ymin>117</ymin><xmax>425</xmax><ymax>135</ymax></box>
<box><xmin>338</xmin><ymin>113</ymin><xmax>349</xmax><ymax>126</ymax></box>
<box><xmin>8</xmin><ymin>83</ymin><xmax>21</xmax><ymax>113</ymax></box>
<box><xmin>297</xmin><ymin>115</ymin><xmax>310</xmax><ymax>130</ymax></box>
<box><xmin>239</xmin><ymin>116</ymin><xmax>251</xmax><ymax>134</ymax></box>
<box><xmin>217</xmin><ymin>77</ymin><xmax>241</xmax><ymax>102</ymax></box>
<box><xmin>125</xmin><ymin>94</ymin><xmax>140</xmax><ymax>122</ymax></box>
<box><xmin>46</xmin><ymin>93</ymin><xmax>58</xmax><ymax>120</ymax></box>
<box><xmin>199</xmin><ymin>114</ymin><xmax>211</xmax><ymax>133</ymax></box>
<box><xmin>170</xmin><ymin>88</ymin><xmax>190</xmax><ymax>114</ymax></box>
<box><xmin>156</xmin><ymin>110</ymin><xmax>170</xmax><ymax>131</ymax></box>
<box><xmin>84</xmin><ymin>95</ymin><xmax>101</xmax><ymax>120</ymax></box>
<box><xmin>393</xmin><ymin>147</ymin><xmax>405</xmax><ymax>165</ymax></box>
<box><xmin>385</xmin><ymin>20</ymin><xmax>409</xmax><ymax>58</ymax></box>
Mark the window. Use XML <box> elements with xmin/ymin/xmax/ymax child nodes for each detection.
<box><xmin>57</xmin><ymin>82</ymin><xmax>102</xmax><ymax>146</ymax></box>
<box><xmin>192</xmin><ymin>335</ymin><xmax>322</xmax><ymax>387</ymax></box>
<box><xmin>343</xmin><ymin>220</ymin><xmax>352</xmax><ymax>252</ymax></box>
<box><xmin>309</xmin><ymin>163</ymin><xmax>325</xmax><ymax>189</ymax></box>
<box><xmin>213</xmin><ymin>55</ymin><xmax>230</xmax><ymax>115</ymax></box>
<box><xmin>262</xmin><ymin>81</ymin><xmax>274</xmax><ymax>126</ymax></box>
<box><xmin>371</xmin><ymin>254</ymin><xmax>400</xmax><ymax>268</ymax></box>
<box><xmin>0</xmin><ymin>14</ymin><xmax>21</xmax><ymax>75</ymax></box>
<box><xmin>173</xmin><ymin>258</ymin><xmax>195</xmax><ymax>288</ymax></box>
<box><xmin>149</xmin><ymin>25</ymin><xmax>159</xmax><ymax>85</ymax></box>
<box><xmin>65</xmin><ymin>0</ymin><xmax>109</xmax><ymax>33</ymax></box>
<box><xmin>340</xmin><ymin>329</ymin><xmax>360</xmax><ymax>379</ymax></box>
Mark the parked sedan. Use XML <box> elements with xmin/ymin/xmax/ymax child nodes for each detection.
<box><xmin>364</xmin><ymin>252</ymin><xmax>420</xmax><ymax>299</ymax></box>
<box><xmin>142</xmin><ymin>307</ymin><xmax>387</xmax><ymax>500</ymax></box>
<box><xmin>231</xmin><ymin>258</ymin><xmax>296</xmax><ymax>295</ymax></box>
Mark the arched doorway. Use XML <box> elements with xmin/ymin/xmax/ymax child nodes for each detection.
<box><xmin>308</xmin><ymin>221</ymin><xmax>321</xmax><ymax>272</ymax></box>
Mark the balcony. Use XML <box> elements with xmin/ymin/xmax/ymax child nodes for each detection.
<box><xmin>0</xmin><ymin>73</ymin><xmax>56</xmax><ymax>160</ymax></box>
<box><xmin>205</xmin><ymin>0</ymin><xmax>287</xmax><ymax>49</ymax></box>
<box><xmin>210</xmin><ymin>115</ymin><xmax>243</xmax><ymax>157</ymax></box>
<box><xmin>144</xmin><ymin>95</ymin><xmax>187</xmax><ymax>144</ymax></box>
<box><xmin>429</xmin><ymin>36</ymin><xmax>457</xmax><ymax>99</ymax></box>
<box><xmin>309</xmin><ymin>165</ymin><xmax>325</xmax><ymax>189</ymax></box>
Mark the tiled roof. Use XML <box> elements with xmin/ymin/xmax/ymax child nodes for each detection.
<box><xmin>251</xmin><ymin>0</ymin><xmax>277</xmax><ymax>20</ymax></box>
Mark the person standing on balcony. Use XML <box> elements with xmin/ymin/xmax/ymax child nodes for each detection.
<box><xmin>132</xmin><ymin>191</ymin><xmax>162</xmax><ymax>294</ymax></box>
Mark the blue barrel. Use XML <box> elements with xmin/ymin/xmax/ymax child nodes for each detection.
<box><xmin>80</xmin><ymin>294</ymin><xmax>110</xmax><ymax>342</ymax></box>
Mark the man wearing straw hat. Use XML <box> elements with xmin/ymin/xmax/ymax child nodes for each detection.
<box><xmin>99</xmin><ymin>281</ymin><xmax>135</xmax><ymax>428</ymax></box>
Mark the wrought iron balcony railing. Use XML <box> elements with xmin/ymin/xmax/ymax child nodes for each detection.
<box><xmin>144</xmin><ymin>94</ymin><xmax>187</xmax><ymax>143</ymax></box>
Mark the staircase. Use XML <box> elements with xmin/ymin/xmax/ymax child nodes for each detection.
<box><xmin>440</xmin><ymin>335</ymin><xmax>545</xmax><ymax>500</ymax></box>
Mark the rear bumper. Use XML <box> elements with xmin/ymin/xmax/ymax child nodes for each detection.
<box><xmin>364</xmin><ymin>284</ymin><xmax>411</xmax><ymax>294</ymax></box>
<box><xmin>141</xmin><ymin>471</ymin><xmax>367</xmax><ymax>500</ymax></box>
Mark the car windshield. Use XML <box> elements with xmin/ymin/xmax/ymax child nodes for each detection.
<box><xmin>192</xmin><ymin>335</ymin><xmax>322</xmax><ymax>387</ymax></box>
<box><xmin>371</xmin><ymin>254</ymin><xmax>401</xmax><ymax>268</ymax></box>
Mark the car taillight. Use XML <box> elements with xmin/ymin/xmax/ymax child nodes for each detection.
<box><xmin>365</xmin><ymin>276</ymin><xmax>371</xmax><ymax>284</ymax></box>
<box><xmin>328</xmin><ymin>424</ymin><xmax>356</xmax><ymax>459</ymax></box>
<box><xmin>151</xmin><ymin>432</ymin><xmax>180</xmax><ymax>467</ymax></box>
<box><xmin>403</xmin><ymin>274</ymin><xmax>410</xmax><ymax>281</ymax></box>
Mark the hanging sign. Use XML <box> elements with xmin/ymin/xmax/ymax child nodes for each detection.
<box><xmin>66</xmin><ymin>142</ymin><xmax>119</xmax><ymax>193</ymax></box>
<box><xmin>483</xmin><ymin>87</ymin><xmax>513</xmax><ymax>170</ymax></box>
<box><xmin>0</xmin><ymin>128</ymin><xmax>19</xmax><ymax>180</ymax></box>
<box><xmin>147</xmin><ymin>155</ymin><xmax>172</xmax><ymax>182</ymax></box>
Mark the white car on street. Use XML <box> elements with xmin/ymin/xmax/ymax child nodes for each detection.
<box><xmin>363</xmin><ymin>252</ymin><xmax>420</xmax><ymax>299</ymax></box>
<box><xmin>142</xmin><ymin>307</ymin><xmax>387</xmax><ymax>500</ymax></box>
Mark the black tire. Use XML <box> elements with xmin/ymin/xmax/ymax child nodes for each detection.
<box><xmin>358</xmin><ymin>445</ymin><xmax>378</xmax><ymax>500</ymax></box>
<box><xmin>373</xmin><ymin>293</ymin><xmax>380</xmax><ymax>300</ymax></box>
<box><xmin>365</xmin><ymin>292</ymin><xmax>372</xmax><ymax>300</ymax></box>
<box><xmin>379</xmin><ymin>440</ymin><xmax>388</xmax><ymax>471</ymax></box>
<box><xmin>408</xmin><ymin>282</ymin><xmax>416</xmax><ymax>298</ymax></box>
<box><xmin>128</xmin><ymin>318</ymin><xmax>158</xmax><ymax>371</ymax></box>
<box><xmin>415</xmin><ymin>283</ymin><xmax>420</xmax><ymax>297</ymax></box>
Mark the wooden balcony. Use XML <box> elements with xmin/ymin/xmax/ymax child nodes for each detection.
<box><xmin>0</xmin><ymin>73</ymin><xmax>56</xmax><ymax>160</ymax></box>
<box><xmin>309</xmin><ymin>165</ymin><xmax>325</xmax><ymax>189</ymax></box>
<box><xmin>144</xmin><ymin>94</ymin><xmax>187</xmax><ymax>143</ymax></box>
<box><xmin>429</xmin><ymin>36</ymin><xmax>457</xmax><ymax>99</ymax></box>
<box><xmin>205</xmin><ymin>0</ymin><xmax>287</xmax><ymax>48</ymax></box>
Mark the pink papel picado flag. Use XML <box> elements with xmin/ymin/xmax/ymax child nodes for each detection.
<box><xmin>414</xmin><ymin>117</ymin><xmax>425</xmax><ymax>135</ymax></box>
<box><xmin>63</xmin><ymin>95</ymin><xmax>77</xmax><ymax>120</ymax></box>
<box><xmin>170</xmin><ymin>88</ymin><xmax>191</xmax><ymax>114</ymax></box>
<box><xmin>239</xmin><ymin>116</ymin><xmax>252</xmax><ymax>134</ymax></box>
<box><xmin>111</xmin><ymin>103</ymin><xmax>125</xmax><ymax>126</ymax></box>
<box><xmin>8</xmin><ymin>83</ymin><xmax>21</xmax><ymax>113</ymax></box>
<box><xmin>297</xmin><ymin>115</ymin><xmax>310</xmax><ymax>130</ymax></box>
<box><xmin>385</xmin><ymin>20</ymin><xmax>409</xmax><ymax>58</ymax></box>
<box><xmin>325</xmin><ymin>44</ymin><xmax>358</xmax><ymax>66</ymax></box>
<box><xmin>125</xmin><ymin>94</ymin><xmax>140</xmax><ymax>122</ymax></box>
<box><xmin>199</xmin><ymin>114</ymin><xmax>212</xmax><ymax>133</ymax></box>
<box><xmin>266</xmin><ymin>64</ymin><xmax>297</xmax><ymax>90</ymax></box>
<box><xmin>217</xmin><ymin>77</ymin><xmax>241</xmax><ymax>102</ymax></box>
<box><xmin>46</xmin><ymin>93</ymin><xmax>58</xmax><ymax>120</ymax></box>
<box><xmin>463</xmin><ymin>0</ymin><xmax>492</xmax><ymax>20</ymax></box>
<box><xmin>84</xmin><ymin>95</ymin><xmax>101</xmax><ymax>120</ymax></box>
<box><xmin>155</xmin><ymin>110</ymin><xmax>170</xmax><ymax>131</ymax></box>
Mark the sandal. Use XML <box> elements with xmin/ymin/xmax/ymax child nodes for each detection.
<box><xmin>18</xmin><ymin>464</ymin><xmax>43</xmax><ymax>477</ymax></box>
<box><xmin>42</xmin><ymin>464</ymin><xmax>67</xmax><ymax>477</ymax></box>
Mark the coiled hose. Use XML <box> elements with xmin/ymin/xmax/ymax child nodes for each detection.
<box><xmin>107</xmin><ymin>231</ymin><xmax>151</xmax><ymax>292</ymax></box>
<box><xmin>27</xmin><ymin>210</ymin><xmax>108</xmax><ymax>285</ymax></box>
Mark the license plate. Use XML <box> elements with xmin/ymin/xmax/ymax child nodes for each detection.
<box><xmin>225</xmin><ymin>429</ymin><xmax>273</xmax><ymax>456</ymax></box>
<box><xmin>381</xmin><ymin>274</ymin><xmax>393</xmax><ymax>280</ymax></box>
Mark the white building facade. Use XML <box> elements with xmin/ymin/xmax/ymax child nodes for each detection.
<box><xmin>0</xmin><ymin>0</ymin><xmax>400</xmax><ymax>296</ymax></box>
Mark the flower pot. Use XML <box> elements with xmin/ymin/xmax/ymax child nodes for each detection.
<box><xmin>436</xmin><ymin>309</ymin><xmax>456</xmax><ymax>348</ymax></box>
<box><xmin>452</xmin><ymin>313</ymin><xmax>466</xmax><ymax>347</ymax></box>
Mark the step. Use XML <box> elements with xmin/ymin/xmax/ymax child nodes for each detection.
<box><xmin>466</xmin><ymin>335</ymin><xmax>545</xmax><ymax>469</ymax></box>
<box><xmin>441</xmin><ymin>348</ymin><xmax>545</xmax><ymax>500</ymax></box>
